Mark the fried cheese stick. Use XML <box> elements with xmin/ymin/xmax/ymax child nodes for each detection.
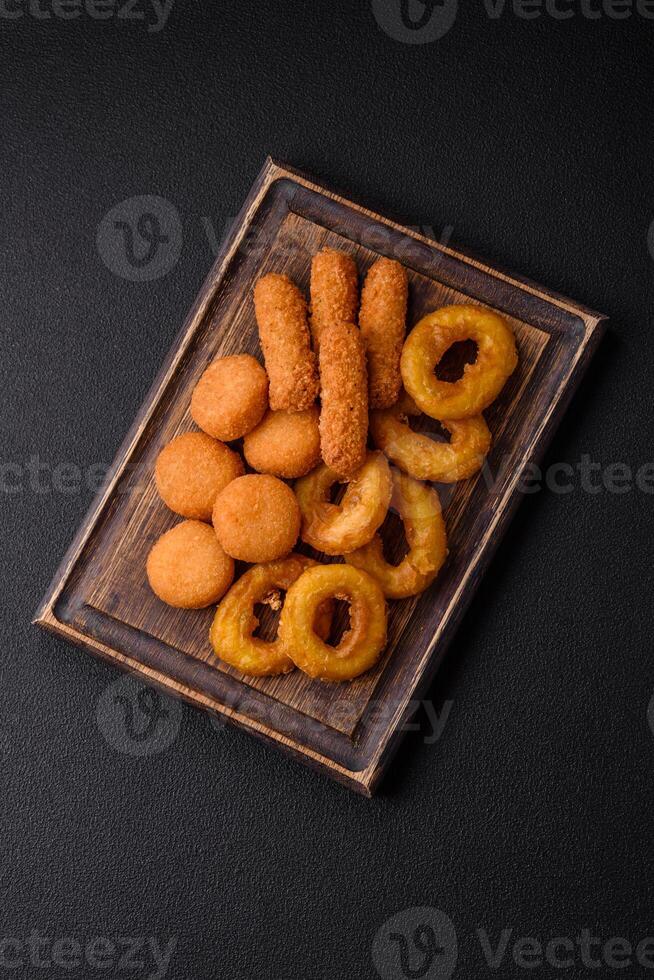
<box><xmin>359</xmin><ymin>257</ymin><xmax>408</xmax><ymax>409</ymax></box>
<box><xmin>309</xmin><ymin>248</ymin><xmax>359</xmax><ymax>352</ymax></box>
<box><xmin>254</xmin><ymin>273</ymin><xmax>319</xmax><ymax>412</ymax></box>
<box><xmin>318</xmin><ymin>321</ymin><xmax>368</xmax><ymax>478</ymax></box>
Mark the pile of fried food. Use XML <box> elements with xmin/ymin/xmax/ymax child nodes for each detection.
<box><xmin>146</xmin><ymin>249</ymin><xmax>518</xmax><ymax>682</ymax></box>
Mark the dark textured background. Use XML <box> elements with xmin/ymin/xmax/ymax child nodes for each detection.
<box><xmin>1</xmin><ymin>2</ymin><xmax>653</xmax><ymax>978</ymax></box>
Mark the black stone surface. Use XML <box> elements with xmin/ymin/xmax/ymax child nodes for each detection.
<box><xmin>1</xmin><ymin>2</ymin><xmax>653</xmax><ymax>978</ymax></box>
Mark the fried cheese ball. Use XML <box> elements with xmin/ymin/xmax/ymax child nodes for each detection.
<box><xmin>318</xmin><ymin>321</ymin><xmax>368</xmax><ymax>478</ymax></box>
<box><xmin>243</xmin><ymin>406</ymin><xmax>321</xmax><ymax>479</ymax></box>
<box><xmin>191</xmin><ymin>354</ymin><xmax>268</xmax><ymax>441</ymax></box>
<box><xmin>212</xmin><ymin>474</ymin><xmax>301</xmax><ymax>563</ymax></box>
<box><xmin>146</xmin><ymin>520</ymin><xmax>234</xmax><ymax>609</ymax></box>
<box><xmin>309</xmin><ymin>247</ymin><xmax>359</xmax><ymax>352</ymax></box>
<box><xmin>155</xmin><ymin>431</ymin><xmax>244</xmax><ymax>520</ymax></box>
<box><xmin>253</xmin><ymin>273</ymin><xmax>319</xmax><ymax>412</ymax></box>
<box><xmin>359</xmin><ymin>257</ymin><xmax>408</xmax><ymax>409</ymax></box>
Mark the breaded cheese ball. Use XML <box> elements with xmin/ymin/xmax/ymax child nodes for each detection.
<box><xmin>243</xmin><ymin>407</ymin><xmax>321</xmax><ymax>479</ymax></box>
<box><xmin>155</xmin><ymin>431</ymin><xmax>244</xmax><ymax>520</ymax></box>
<box><xmin>146</xmin><ymin>520</ymin><xmax>234</xmax><ymax>609</ymax></box>
<box><xmin>191</xmin><ymin>354</ymin><xmax>268</xmax><ymax>441</ymax></box>
<box><xmin>212</xmin><ymin>474</ymin><xmax>301</xmax><ymax>563</ymax></box>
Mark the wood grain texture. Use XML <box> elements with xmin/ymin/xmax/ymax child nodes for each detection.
<box><xmin>34</xmin><ymin>158</ymin><xmax>607</xmax><ymax>795</ymax></box>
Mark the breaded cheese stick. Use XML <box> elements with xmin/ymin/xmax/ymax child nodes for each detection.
<box><xmin>359</xmin><ymin>257</ymin><xmax>408</xmax><ymax>409</ymax></box>
<box><xmin>318</xmin><ymin>321</ymin><xmax>368</xmax><ymax>478</ymax></box>
<box><xmin>254</xmin><ymin>273</ymin><xmax>319</xmax><ymax>412</ymax></box>
<box><xmin>309</xmin><ymin>248</ymin><xmax>359</xmax><ymax>352</ymax></box>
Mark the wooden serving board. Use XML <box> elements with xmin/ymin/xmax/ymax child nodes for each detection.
<box><xmin>34</xmin><ymin>159</ymin><xmax>606</xmax><ymax>795</ymax></box>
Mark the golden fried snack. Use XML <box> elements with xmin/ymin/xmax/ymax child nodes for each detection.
<box><xmin>212</xmin><ymin>474</ymin><xmax>300</xmax><ymax>563</ymax></box>
<box><xmin>253</xmin><ymin>273</ymin><xmax>319</xmax><ymax>412</ymax></box>
<box><xmin>243</xmin><ymin>406</ymin><xmax>321</xmax><ymax>479</ymax></box>
<box><xmin>279</xmin><ymin>564</ymin><xmax>387</xmax><ymax>682</ymax></box>
<box><xmin>346</xmin><ymin>470</ymin><xmax>447</xmax><ymax>599</ymax></box>
<box><xmin>309</xmin><ymin>248</ymin><xmax>359</xmax><ymax>352</ymax></box>
<box><xmin>318</xmin><ymin>321</ymin><xmax>368</xmax><ymax>478</ymax></box>
<box><xmin>209</xmin><ymin>554</ymin><xmax>331</xmax><ymax>677</ymax></box>
<box><xmin>401</xmin><ymin>305</ymin><xmax>518</xmax><ymax>420</ymax></box>
<box><xmin>146</xmin><ymin>520</ymin><xmax>234</xmax><ymax>609</ymax></box>
<box><xmin>359</xmin><ymin>257</ymin><xmax>408</xmax><ymax>409</ymax></box>
<box><xmin>155</xmin><ymin>431</ymin><xmax>244</xmax><ymax>520</ymax></box>
<box><xmin>191</xmin><ymin>354</ymin><xmax>268</xmax><ymax>441</ymax></box>
<box><xmin>370</xmin><ymin>392</ymin><xmax>491</xmax><ymax>483</ymax></box>
<box><xmin>295</xmin><ymin>451</ymin><xmax>392</xmax><ymax>555</ymax></box>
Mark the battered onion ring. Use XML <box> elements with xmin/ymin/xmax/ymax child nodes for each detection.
<box><xmin>370</xmin><ymin>392</ymin><xmax>491</xmax><ymax>483</ymax></box>
<box><xmin>346</xmin><ymin>470</ymin><xmax>448</xmax><ymax>598</ymax></box>
<box><xmin>401</xmin><ymin>305</ymin><xmax>518</xmax><ymax>419</ymax></box>
<box><xmin>209</xmin><ymin>554</ymin><xmax>330</xmax><ymax>677</ymax></box>
<box><xmin>295</xmin><ymin>451</ymin><xmax>392</xmax><ymax>555</ymax></box>
<box><xmin>278</xmin><ymin>564</ymin><xmax>387</xmax><ymax>682</ymax></box>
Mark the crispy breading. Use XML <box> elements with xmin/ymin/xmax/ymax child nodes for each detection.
<box><xmin>212</xmin><ymin>474</ymin><xmax>300</xmax><ymax>564</ymax></box>
<box><xmin>359</xmin><ymin>257</ymin><xmax>408</xmax><ymax>409</ymax></box>
<box><xmin>190</xmin><ymin>354</ymin><xmax>268</xmax><ymax>441</ymax></box>
<box><xmin>155</xmin><ymin>431</ymin><xmax>244</xmax><ymax>520</ymax></box>
<box><xmin>309</xmin><ymin>248</ymin><xmax>359</xmax><ymax>352</ymax></box>
<box><xmin>243</xmin><ymin>406</ymin><xmax>321</xmax><ymax>479</ymax></box>
<box><xmin>147</xmin><ymin>520</ymin><xmax>234</xmax><ymax>609</ymax></box>
<box><xmin>318</xmin><ymin>321</ymin><xmax>368</xmax><ymax>478</ymax></box>
<box><xmin>253</xmin><ymin>273</ymin><xmax>319</xmax><ymax>412</ymax></box>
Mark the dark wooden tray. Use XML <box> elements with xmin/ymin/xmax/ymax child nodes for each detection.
<box><xmin>34</xmin><ymin>158</ymin><xmax>606</xmax><ymax>795</ymax></box>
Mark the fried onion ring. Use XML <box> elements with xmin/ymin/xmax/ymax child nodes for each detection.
<box><xmin>370</xmin><ymin>392</ymin><xmax>491</xmax><ymax>483</ymax></box>
<box><xmin>209</xmin><ymin>554</ymin><xmax>331</xmax><ymax>677</ymax></box>
<box><xmin>401</xmin><ymin>305</ymin><xmax>518</xmax><ymax>419</ymax></box>
<box><xmin>278</xmin><ymin>564</ymin><xmax>387</xmax><ymax>681</ymax></box>
<box><xmin>346</xmin><ymin>469</ymin><xmax>448</xmax><ymax>598</ymax></box>
<box><xmin>295</xmin><ymin>451</ymin><xmax>392</xmax><ymax>555</ymax></box>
